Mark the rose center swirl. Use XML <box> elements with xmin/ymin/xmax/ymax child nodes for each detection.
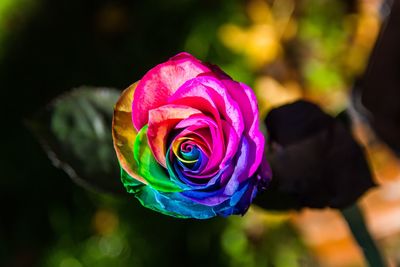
<box><xmin>166</xmin><ymin>135</ymin><xmax>212</xmax><ymax>185</ymax></box>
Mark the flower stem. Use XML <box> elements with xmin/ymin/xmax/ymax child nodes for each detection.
<box><xmin>340</xmin><ymin>204</ymin><xmax>386</xmax><ymax>267</ymax></box>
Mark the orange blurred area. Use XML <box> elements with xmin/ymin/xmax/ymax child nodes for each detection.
<box><xmin>291</xmin><ymin>209</ymin><xmax>366</xmax><ymax>267</ymax></box>
<box><xmin>93</xmin><ymin>209</ymin><xmax>119</xmax><ymax>236</ymax></box>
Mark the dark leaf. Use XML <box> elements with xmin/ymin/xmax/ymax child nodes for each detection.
<box><xmin>353</xmin><ymin>0</ymin><xmax>400</xmax><ymax>155</ymax></box>
<box><xmin>27</xmin><ymin>87</ymin><xmax>125</xmax><ymax>195</ymax></box>
<box><xmin>265</xmin><ymin>100</ymin><xmax>334</xmax><ymax>146</ymax></box>
<box><xmin>255</xmin><ymin>100</ymin><xmax>375</xmax><ymax>210</ymax></box>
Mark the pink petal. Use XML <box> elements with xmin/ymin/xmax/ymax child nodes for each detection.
<box><xmin>174</xmin><ymin>114</ymin><xmax>224</xmax><ymax>174</ymax></box>
<box><xmin>169</xmin><ymin>76</ymin><xmax>245</xmax><ymax>139</ymax></box>
<box><xmin>219</xmin><ymin>120</ymin><xmax>240</xmax><ymax>172</ymax></box>
<box><xmin>132</xmin><ymin>53</ymin><xmax>210</xmax><ymax>131</ymax></box>
<box><xmin>222</xmin><ymin>79</ymin><xmax>265</xmax><ymax>176</ymax></box>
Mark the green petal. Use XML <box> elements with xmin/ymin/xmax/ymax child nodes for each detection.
<box><xmin>133</xmin><ymin>125</ymin><xmax>183</xmax><ymax>192</ymax></box>
<box><xmin>121</xmin><ymin>167</ymin><xmax>144</xmax><ymax>194</ymax></box>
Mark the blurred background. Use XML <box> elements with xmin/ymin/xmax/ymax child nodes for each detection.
<box><xmin>1</xmin><ymin>0</ymin><xmax>400</xmax><ymax>266</ymax></box>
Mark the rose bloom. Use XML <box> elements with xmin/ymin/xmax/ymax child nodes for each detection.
<box><xmin>112</xmin><ymin>52</ymin><xmax>270</xmax><ymax>219</ymax></box>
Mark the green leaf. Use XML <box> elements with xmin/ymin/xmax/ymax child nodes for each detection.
<box><xmin>27</xmin><ymin>87</ymin><xmax>124</xmax><ymax>194</ymax></box>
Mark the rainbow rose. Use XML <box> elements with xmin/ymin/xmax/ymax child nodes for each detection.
<box><xmin>112</xmin><ymin>52</ymin><xmax>270</xmax><ymax>219</ymax></box>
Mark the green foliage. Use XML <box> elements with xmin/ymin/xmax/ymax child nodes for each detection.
<box><xmin>222</xmin><ymin>216</ymin><xmax>316</xmax><ymax>267</ymax></box>
<box><xmin>298</xmin><ymin>0</ymin><xmax>350</xmax><ymax>92</ymax></box>
<box><xmin>28</xmin><ymin>87</ymin><xmax>124</xmax><ymax>194</ymax></box>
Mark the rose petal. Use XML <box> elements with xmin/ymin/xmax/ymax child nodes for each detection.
<box><xmin>219</xmin><ymin>120</ymin><xmax>240</xmax><ymax>172</ymax></box>
<box><xmin>132</xmin><ymin>53</ymin><xmax>210</xmax><ymax>130</ymax></box>
<box><xmin>112</xmin><ymin>82</ymin><xmax>147</xmax><ymax>184</ymax></box>
<box><xmin>224</xmin><ymin>80</ymin><xmax>264</xmax><ymax>176</ymax></box>
<box><xmin>180</xmin><ymin>136</ymin><xmax>253</xmax><ymax>206</ymax></box>
<box><xmin>166</xmin><ymin>145</ymin><xmax>227</xmax><ymax>190</ymax></box>
<box><xmin>169</xmin><ymin>75</ymin><xmax>244</xmax><ymax>138</ymax></box>
<box><xmin>132</xmin><ymin>182</ymin><xmax>220</xmax><ymax>219</ymax></box>
<box><xmin>147</xmin><ymin>104</ymin><xmax>203</xmax><ymax>167</ymax></box>
<box><xmin>134</xmin><ymin>125</ymin><xmax>184</xmax><ymax>192</ymax></box>
<box><xmin>223</xmin><ymin>136</ymin><xmax>252</xmax><ymax>195</ymax></box>
<box><xmin>174</xmin><ymin>114</ymin><xmax>224</xmax><ymax>173</ymax></box>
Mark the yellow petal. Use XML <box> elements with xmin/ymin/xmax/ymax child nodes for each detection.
<box><xmin>112</xmin><ymin>82</ymin><xmax>147</xmax><ymax>184</ymax></box>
